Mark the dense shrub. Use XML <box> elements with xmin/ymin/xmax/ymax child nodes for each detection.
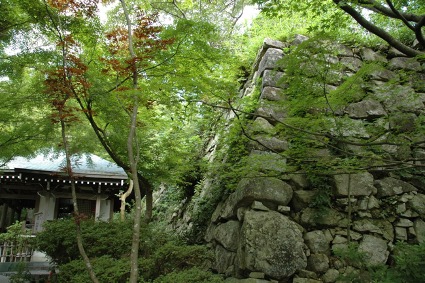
<box><xmin>139</xmin><ymin>242</ymin><xmax>213</xmax><ymax>280</ymax></box>
<box><xmin>335</xmin><ymin>241</ymin><xmax>425</xmax><ymax>283</ymax></box>
<box><xmin>36</xmin><ymin>219</ymin><xmax>133</xmax><ymax>264</ymax></box>
<box><xmin>35</xmin><ymin>218</ymin><xmax>217</xmax><ymax>282</ymax></box>
<box><xmin>153</xmin><ymin>267</ymin><xmax>224</xmax><ymax>283</ymax></box>
<box><xmin>57</xmin><ymin>256</ymin><xmax>129</xmax><ymax>283</ymax></box>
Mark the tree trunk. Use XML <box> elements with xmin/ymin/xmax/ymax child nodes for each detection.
<box><xmin>60</xmin><ymin>116</ymin><xmax>99</xmax><ymax>283</ymax></box>
<box><xmin>120</xmin><ymin>179</ymin><xmax>134</xmax><ymax>222</ymax></box>
<box><xmin>120</xmin><ymin>1</ymin><xmax>143</xmax><ymax>282</ymax></box>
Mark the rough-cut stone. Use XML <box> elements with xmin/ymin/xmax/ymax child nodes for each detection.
<box><xmin>263</xmin><ymin>38</ymin><xmax>286</xmax><ymax>50</ymax></box>
<box><xmin>292</xmin><ymin>190</ymin><xmax>316</xmax><ymax>212</ymax></box>
<box><xmin>395</xmin><ymin>227</ymin><xmax>407</xmax><ymax>241</ymax></box>
<box><xmin>237</xmin><ymin>210</ymin><xmax>307</xmax><ymax>280</ymax></box>
<box><xmin>246</xmin><ymin>150</ymin><xmax>287</xmax><ymax>173</ymax></box>
<box><xmin>256</xmin><ymin>100</ymin><xmax>287</xmax><ymax>122</ymax></box>
<box><xmin>300</xmin><ymin>208</ymin><xmax>349</xmax><ymax>228</ymax></box>
<box><xmin>395</xmin><ymin>218</ymin><xmax>414</xmax><ymax>228</ymax></box>
<box><xmin>304</xmin><ymin>230</ymin><xmax>330</xmax><ymax>254</ymax></box>
<box><xmin>332</xmin><ymin>235</ymin><xmax>347</xmax><ymax>244</ymax></box>
<box><xmin>249</xmin><ymin>117</ymin><xmax>276</xmax><ymax>135</ymax></box>
<box><xmin>237</xmin><ymin>207</ymin><xmax>249</xmax><ymax>222</ymax></box>
<box><xmin>258</xmin><ymin>48</ymin><xmax>284</xmax><ymax>75</ymax></box>
<box><xmin>334</xmin><ymin>229</ymin><xmax>362</xmax><ymax>241</ymax></box>
<box><xmin>369</xmin><ymin>68</ymin><xmax>397</xmax><ymax>81</ymax></box>
<box><xmin>322</xmin><ymin>268</ymin><xmax>339</xmax><ymax>283</ymax></box>
<box><xmin>340</xmin><ymin>57</ymin><xmax>362</xmax><ymax>72</ymax></box>
<box><xmin>261</xmin><ymin>86</ymin><xmax>286</xmax><ymax>101</ymax></box>
<box><xmin>345</xmin><ymin>99</ymin><xmax>386</xmax><ymax>119</ymax></box>
<box><xmin>329</xmin><ymin>118</ymin><xmax>370</xmax><ymax>138</ymax></box>
<box><xmin>358</xmin><ymin>235</ymin><xmax>389</xmax><ymax>266</ymax></box>
<box><xmin>249</xmin><ymin>272</ymin><xmax>265</xmax><ymax>279</ymax></box>
<box><xmin>252</xmin><ymin>38</ymin><xmax>286</xmax><ymax>74</ymax></box>
<box><xmin>262</xmin><ymin>70</ymin><xmax>285</xmax><ymax>89</ymax></box>
<box><xmin>373</xmin><ymin>85</ymin><xmax>424</xmax><ymax>113</ymax></box>
<box><xmin>293</xmin><ymin>278</ymin><xmax>322</xmax><ymax>283</ymax></box>
<box><xmin>353</xmin><ymin>219</ymin><xmax>394</xmax><ymax>241</ymax></box>
<box><xmin>360</xmin><ymin>47</ymin><xmax>387</xmax><ymax>63</ymax></box>
<box><xmin>220</xmin><ymin>177</ymin><xmax>293</xmax><ymax>219</ymax></box>
<box><xmin>388</xmin><ymin>57</ymin><xmax>422</xmax><ymax>71</ymax></box>
<box><xmin>248</xmin><ymin>136</ymin><xmax>288</xmax><ymax>153</ymax></box>
<box><xmin>224</xmin><ymin>278</ymin><xmax>270</xmax><ymax>283</ymax></box>
<box><xmin>291</xmin><ymin>34</ymin><xmax>309</xmax><ymax>45</ymax></box>
<box><xmin>278</xmin><ymin>206</ymin><xmax>291</xmax><ymax>213</ymax></box>
<box><xmin>408</xmin><ymin>193</ymin><xmax>425</xmax><ymax>216</ymax></box>
<box><xmin>333</xmin><ymin>172</ymin><xmax>376</xmax><ymax>196</ymax></box>
<box><xmin>251</xmin><ymin>201</ymin><xmax>269</xmax><ymax>211</ymax></box>
<box><xmin>375</xmin><ymin>177</ymin><xmax>417</xmax><ymax>197</ymax></box>
<box><xmin>389</xmin><ymin>113</ymin><xmax>418</xmax><ymax>133</ymax></box>
<box><xmin>211</xmin><ymin>201</ymin><xmax>225</xmax><ymax>223</ymax></box>
<box><xmin>414</xmin><ymin>219</ymin><xmax>425</xmax><ymax>243</ymax></box>
<box><xmin>214</xmin><ymin>220</ymin><xmax>241</xmax><ymax>251</ymax></box>
<box><xmin>307</xmin><ymin>253</ymin><xmax>329</xmax><ymax>273</ymax></box>
<box><xmin>358</xmin><ymin>196</ymin><xmax>380</xmax><ymax>210</ymax></box>
<box><xmin>297</xmin><ymin>269</ymin><xmax>318</xmax><ymax>279</ymax></box>
<box><xmin>204</xmin><ymin>223</ymin><xmax>216</xmax><ymax>242</ymax></box>
<box><xmin>290</xmin><ymin>174</ymin><xmax>309</xmax><ymax>189</ymax></box>
<box><xmin>215</xmin><ymin>244</ymin><xmax>236</xmax><ymax>274</ymax></box>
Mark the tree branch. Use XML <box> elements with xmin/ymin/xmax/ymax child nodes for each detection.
<box><xmin>334</xmin><ymin>0</ymin><xmax>423</xmax><ymax>57</ymax></box>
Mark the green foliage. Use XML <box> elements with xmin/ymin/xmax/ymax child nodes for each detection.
<box><xmin>0</xmin><ymin>221</ymin><xmax>35</xmax><ymax>252</ymax></box>
<box><xmin>153</xmin><ymin>267</ymin><xmax>224</xmax><ymax>283</ymax></box>
<box><xmin>389</xmin><ymin>241</ymin><xmax>425</xmax><ymax>283</ymax></box>
<box><xmin>334</xmin><ymin>241</ymin><xmax>425</xmax><ymax>283</ymax></box>
<box><xmin>139</xmin><ymin>242</ymin><xmax>213</xmax><ymax>280</ymax></box>
<box><xmin>36</xmin><ymin>219</ymin><xmax>133</xmax><ymax>264</ymax></box>
<box><xmin>307</xmin><ymin>174</ymin><xmax>333</xmax><ymax>208</ymax></box>
<box><xmin>36</xmin><ymin>219</ymin><xmax>217</xmax><ymax>282</ymax></box>
<box><xmin>56</xmin><ymin>256</ymin><xmax>129</xmax><ymax>283</ymax></box>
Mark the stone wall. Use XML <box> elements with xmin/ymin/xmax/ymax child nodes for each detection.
<box><xmin>205</xmin><ymin>37</ymin><xmax>425</xmax><ymax>282</ymax></box>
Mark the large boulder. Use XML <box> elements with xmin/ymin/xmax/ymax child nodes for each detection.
<box><xmin>237</xmin><ymin>210</ymin><xmax>307</xmax><ymax>280</ymax></box>
<box><xmin>220</xmin><ymin>177</ymin><xmax>293</xmax><ymax>220</ymax></box>
<box><xmin>333</xmin><ymin>172</ymin><xmax>376</xmax><ymax>197</ymax></box>
<box><xmin>358</xmin><ymin>235</ymin><xmax>389</xmax><ymax>266</ymax></box>
<box><xmin>214</xmin><ymin>220</ymin><xmax>241</xmax><ymax>251</ymax></box>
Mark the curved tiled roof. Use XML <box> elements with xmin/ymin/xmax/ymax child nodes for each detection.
<box><xmin>2</xmin><ymin>151</ymin><xmax>127</xmax><ymax>179</ymax></box>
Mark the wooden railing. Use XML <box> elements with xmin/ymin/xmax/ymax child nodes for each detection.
<box><xmin>0</xmin><ymin>236</ymin><xmax>35</xmax><ymax>263</ymax></box>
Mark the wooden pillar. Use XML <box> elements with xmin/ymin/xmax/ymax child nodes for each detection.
<box><xmin>0</xmin><ymin>203</ymin><xmax>8</xmax><ymax>232</ymax></box>
<box><xmin>95</xmin><ymin>185</ymin><xmax>101</xmax><ymax>220</ymax></box>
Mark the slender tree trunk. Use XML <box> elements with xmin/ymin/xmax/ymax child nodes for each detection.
<box><xmin>120</xmin><ymin>179</ymin><xmax>134</xmax><ymax>222</ymax></box>
<box><xmin>59</xmin><ymin>115</ymin><xmax>99</xmax><ymax>283</ymax></box>
<box><xmin>120</xmin><ymin>1</ymin><xmax>143</xmax><ymax>282</ymax></box>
